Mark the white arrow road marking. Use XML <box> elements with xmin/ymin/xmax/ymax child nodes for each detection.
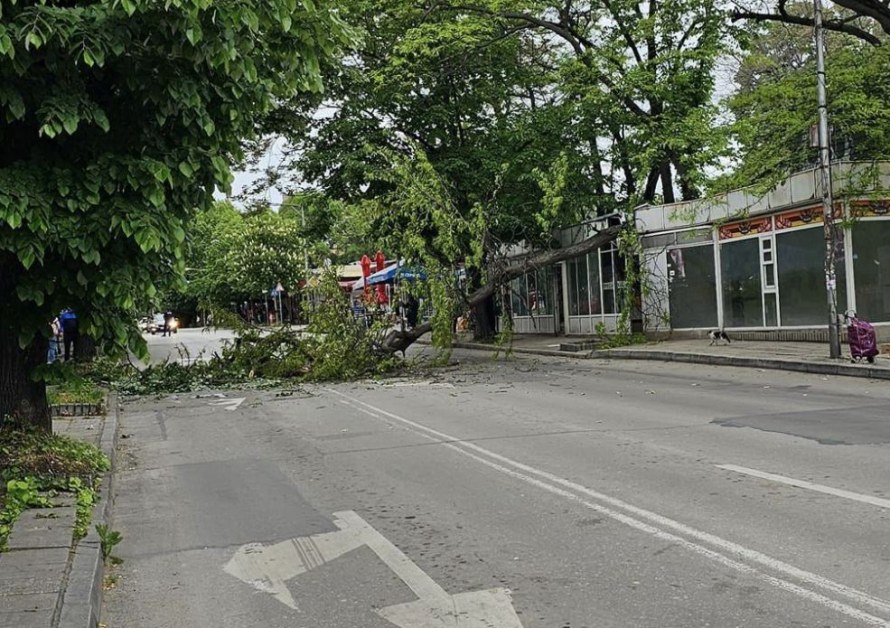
<box><xmin>717</xmin><ymin>464</ymin><xmax>890</xmax><ymax>510</ymax></box>
<box><xmin>223</xmin><ymin>510</ymin><xmax>523</xmax><ymax>627</ymax></box>
<box><xmin>209</xmin><ymin>397</ymin><xmax>245</xmax><ymax>412</ymax></box>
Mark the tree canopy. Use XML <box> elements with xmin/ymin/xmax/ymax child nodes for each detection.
<box><xmin>185</xmin><ymin>202</ymin><xmax>308</xmax><ymax>309</ymax></box>
<box><xmin>0</xmin><ymin>0</ymin><xmax>350</xmax><ymax>428</ymax></box>
<box><xmin>732</xmin><ymin>0</ymin><xmax>890</xmax><ymax>46</ymax></box>
<box><xmin>718</xmin><ymin>15</ymin><xmax>890</xmax><ymax>189</ymax></box>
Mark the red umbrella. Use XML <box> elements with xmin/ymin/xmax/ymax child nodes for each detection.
<box><xmin>374</xmin><ymin>251</ymin><xmax>388</xmax><ymax>304</ymax></box>
<box><xmin>360</xmin><ymin>254</ymin><xmax>372</xmax><ymax>297</ymax></box>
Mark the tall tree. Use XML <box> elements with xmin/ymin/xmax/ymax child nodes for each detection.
<box><xmin>718</xmin><ymin>22</ymin><xmax>890</xmax><ymax>188</ymax></box>
<box><xmin>446</xmin><ymin>0</ymin><xmax>730</xmax><ymax>205</ymax></box>
<box><xmin>284</xmin><ymin>0</ymin><xmax>583</xmax><ymax>337</ymax></box>
<box><xmin>270</xmin><ymin>0</ymin><xmax>729</xmax><ymax>339</ymax></box>
<box><xmin>0</xmin><ymin>0</ymin><xmax>350</xmax><ymax>429</ymax></box>
<box><xmin>187</xmin><ymin>203</ymin><xmax>308</xmax><ymax>310</ymax></box>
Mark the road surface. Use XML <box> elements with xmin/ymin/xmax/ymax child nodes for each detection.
<box><xmin>102</xmin><ymin>348</ymin><xmax>890</xmax><ymax>627</ymax></box>
<box><xmin>139</xmin><ymin>327</ymin><xmax>236</xmax><ymax>365</ymax></box>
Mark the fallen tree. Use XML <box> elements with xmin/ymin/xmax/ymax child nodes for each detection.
<box><xmin>380</xmin><ymin>224</ymin><xmax>623</xmax><ymax>354</ymax></box>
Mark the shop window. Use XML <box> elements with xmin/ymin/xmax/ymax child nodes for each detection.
<box><xmin>667</xmin><ymin>245</ymin><xmax>718</xmax><ymax>329</ymax></box>
<box><xmin>777</xmin><ymin>227</ymin><xmax>847</xmax><ymax>326</ymax></box>
<box><xmin>721</xmin><ymin>239</ymin><xmax>762</xmax><ymax>327</ymax></box>
<box><xmin>535</xmin><ymin>268</ymin><xmax>554</xmax><ymax>315</ymax></box>
<box><xmin>567</xmin><ymin>256</ymin><xmax>593</xmax><ymax>316</ymax></box>
<box><xmin>567</xmin><ymin>257</ymin><xmax>581</xmax><ymax>316</ymax></box>
<box><xmin>601</xmin><ymin>246</ymin><xmax>625</xmax><ymax>314</ymax></box>
<box><xmin>853</xmin><ymin>221</ymin><xmax>890</xmax><ymax>322</ymax></box>
<box><xmin>586</xmin><ymin>251</ymin><xmax>602</xmax><ymax>315</ymax></box>
<box><xmin>511</xmin><ymin>269</ymin><xmax>554</xmax><ymax>317</ymax></box>
<box><xmin>510</xmin><ymin>276</ymin><xmax>528</xmax><ymax>316</ymax></box>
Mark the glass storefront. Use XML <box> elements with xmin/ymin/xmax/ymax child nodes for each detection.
<box><xmin>667</xmin><ymin>245</ymin><xmax>718</xmax><ymax>328</ymax></box>
<box><xmin>586</xmin><ymin>251</ymin><xmax>601</xmax><ymax>314</ymax></box>
<box><xmin>511</xmin><ymin>268</ymin><xmax>554</xmax><ymax>317</ymax></box>
<box><xmin>601</xmin><ymin>245</ymin><xmax>625</xmax><ymax>314</ymax></box>
<box><xmin>567</xmin><ymin>256</ymin><xmax>590</xmax><ymax>315</ymax></box>
<box><xmin>776</xmin><ymin>227</ymin><xmax>847</xmax><ymax>326</ymax></box>
<box><xmin>510</xmin><ymin>275</ymin><xmax>528</xmax><ymax>316</ymax></box>
<box><xmin>721</xmin><ymin>238</ymin><xmax>762</xmax><ymax>327</ymax></box>
<box><xmin>853</xmin><ymin>221</ymin><xmax>890</xmax><ymax>322</ymax></box>
<box><xmin>566</xmin><ymin>246</ymin><xmax>623</xmax><ymax>318</ymax></box>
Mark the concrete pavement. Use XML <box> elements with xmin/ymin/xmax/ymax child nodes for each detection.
<box><xmin>0</xmin><ymin>402</ymin><xmax>117</xmax><ymax>628</ymax></box>
<box><xmin>448</xmin><ymin>333</ymin><xmax>890</xmax><ymax>380</ymax></box>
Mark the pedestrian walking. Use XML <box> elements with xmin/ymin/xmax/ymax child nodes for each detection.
<box><xmin>59</xmin><ymin>308</ymin><xmax>78</xmax><ymax>361</ymax></box>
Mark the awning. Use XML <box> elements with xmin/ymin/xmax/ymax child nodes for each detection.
<box><xmin>350</xmin><ymin>263</ymin><xmax>427</xmax><ymax>290</ymax></box>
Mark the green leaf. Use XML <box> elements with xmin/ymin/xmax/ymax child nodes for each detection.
<box><xmin>93</xmin><ymin>109</ymin><xmax>110</xmax><ymax>132</ymax></box>
<box><xmin>62</xmin><ymin>114</ymin><xmax>79</xmax><ymax>135</ymax></box>
<box><xmin>19</xmin><ymin>247</ymin><xmax>35</xmax><ymax>269</ymax></box>
<box><xmin>25</xmin><ymin>31</ymin><xmax>42</xmax><ymax>50</ymax></box>
<box><xmin>0</xmin><ymin>33</ymin><xmax>13</xmax><ymax>58</ymax></box>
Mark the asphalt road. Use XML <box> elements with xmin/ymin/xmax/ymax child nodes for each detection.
<box><xmin>102</xmin><ymin>343</ymin><xmax>890</xmax><ymax>627</ymax></box>
<box><xmin>138</xmin><ymin>327</ymin><xmax>236</xmax><ymax>365</ymax></box>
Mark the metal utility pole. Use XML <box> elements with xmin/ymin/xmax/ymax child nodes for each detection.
<box><xmin>814</xmin><ymin>0</ymin><xmax>842</xmax><ymax>359</ymax></box>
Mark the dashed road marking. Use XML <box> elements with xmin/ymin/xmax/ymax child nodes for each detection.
<box><xmin>717</xmin><ymin>464</ymin><xmax>890</xmax><ymax>510</ymax></box>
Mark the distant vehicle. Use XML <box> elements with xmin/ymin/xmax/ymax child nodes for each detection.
<box><xmin>145</xmin><ymin>313</ymin><xmax>178</xmax><ymax>335</ymax></box>
<box><xmin>138</xmin><ymin>317</ymin><xmax>152</xmax><ymax>332</ymax></box>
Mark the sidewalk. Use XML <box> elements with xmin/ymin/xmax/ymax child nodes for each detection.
<box><xmin>448</xmin><ymin>334</ymin><xmax>890</xmax><ymax>381</ymax></box>
<box><xmin>0</xmin><ymin>402</ymin><xmax>117</xmax><ymax>628</ymax></box>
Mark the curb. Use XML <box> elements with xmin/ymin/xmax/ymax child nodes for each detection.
<box><xmin>56</xmin><ymin>393</ymin><xmax>119</xmax><ymax>628</ymax></box>
<box><xmin>446</xmin><ymin>340</ymin><xmax>593</xmax><ymax>360</ymax></box>
<box><xmin>596</xmin><ymin>349</ymin><xmax>890</xmax><ymax>381</ymax></box>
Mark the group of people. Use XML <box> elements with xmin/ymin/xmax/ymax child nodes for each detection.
<box><xmin>350</xmin><ymin>292</ymin><xmax>421</xmax><ymax>330</ymax></box>
<box><xmin>47</xmin><ymin>308</ymin><xmax>79</xmax><ymax>363</ymax></box>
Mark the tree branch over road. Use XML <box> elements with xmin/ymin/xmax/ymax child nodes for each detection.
<box><xmin>731</xmin><ymin>0</ymin><xmax>887</xmax><ymax>45</ymax></box>
<box><xmin>380</xmin><ymin>225</ymin><xmax>623</xmax><ymax>354</ymax></box>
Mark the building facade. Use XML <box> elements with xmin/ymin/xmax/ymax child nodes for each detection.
<box><xmin>637</xmin><ymin>162</ymin><xmax>890</xmax><ymax>340</ymax></box>
<box><xmin>504</xmin><ymin>161</ymin><xmax>890</xmax><ymax>340</ymax></box>
<box><xmin>505</xmin><ymin>215</ymin><xmax>628</xmax><ymax>336</ymax></box>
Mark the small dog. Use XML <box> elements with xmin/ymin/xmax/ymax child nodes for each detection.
<box><xmin>708</xmin><ymin>329</ymin><xmax>731</xmax><ymax>346</ymax></box>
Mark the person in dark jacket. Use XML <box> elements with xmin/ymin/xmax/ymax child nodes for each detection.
<box><xmin>405</xmin><ymin>294</ymin><xmax>419</xmax><ymax>329</ymax></box>
<box><xmin>59</xmin><ymin>309</ymin><xmax>78</xmax><ymax>361</ymax></box>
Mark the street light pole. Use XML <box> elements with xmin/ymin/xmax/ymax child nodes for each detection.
<box><xmin>814</xmin><ymin>0</ymin><xmax>842</xmax><ymax>359</ymax></box>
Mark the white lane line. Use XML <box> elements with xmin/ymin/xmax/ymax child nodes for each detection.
<box><xmin>717</xmin><ymin>464</ymin><xmax>890</xmax><ymax>510</ymax></box>
<box><xmin>328</xmin><ymin>389</ymin><xmax>890</xmax><ymax>626</ymax></box>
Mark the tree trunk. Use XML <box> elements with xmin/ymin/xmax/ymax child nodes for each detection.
<box><xmin>472</xmin><ymin>294</ymin><xmax>498</xmax><ymax>341</ymax></box>
<box><xmin>75</xmin><ymin>334</ymin><xmax>97</xmax><ymax>363</ymax></box>
<box><xmin>0</xmin><ymin>328</ymin><xmax>51</xmax><ymax>432</ymax></box>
